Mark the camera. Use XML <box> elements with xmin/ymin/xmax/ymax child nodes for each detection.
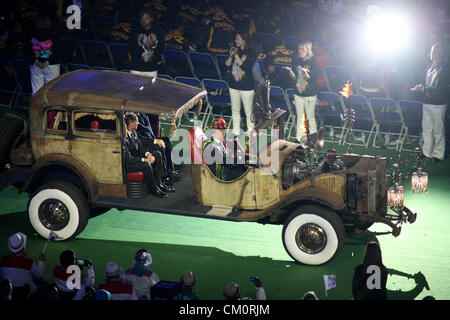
<box><xmin>76</xmin><ymin>258</ymin><xmax>92</xmax><ymax>268</ymax></box>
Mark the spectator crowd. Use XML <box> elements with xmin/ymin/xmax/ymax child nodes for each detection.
<box><xmin>0</xmin><ymin>231</ymin><xmax>434</xmax><ymax>300</ymax></box>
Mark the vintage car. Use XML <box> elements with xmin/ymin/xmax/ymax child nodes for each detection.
<box><xmin>0</xmin><ymin>70</ymin><xmax>417</xmax><ymax>265</ymax></box>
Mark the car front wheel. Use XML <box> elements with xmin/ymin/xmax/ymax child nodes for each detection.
<box><xmin>282</xmin><ymin>205</ymin><xmax>345</xmax><ymax>265</ymax></box>
<box><xmin>28</xmin><ymin>180</ymin><xmax>89</xmax><ymax>240</ymax></box>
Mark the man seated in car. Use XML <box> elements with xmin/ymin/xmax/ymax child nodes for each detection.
<box><xmin>136</xmin><ymin>112</ymin><xmax>181</xmax><ymax>184</ymax></box>
<box><xmin>202</xmin><ymin>118</ymin><xmax>246</xmax><ymax>181</ymax></box>
<box><xmin>124</xmin><ymin>113</ymin><xmax>174</xmax><ymax>198</ymax></box>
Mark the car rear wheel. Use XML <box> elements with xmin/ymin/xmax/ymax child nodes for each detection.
<box><xmin>282</xmin><ymin>205</ymin><xmax>345</xmax><ymax>265</ymax></box>
<box><xmin>28</xmin><ymin>180</ymin><xmax>90</xmax><ymax>240</ymax></box>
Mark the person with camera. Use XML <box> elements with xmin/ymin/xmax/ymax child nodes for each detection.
<box><xmin>0</xmin><ymin>232</ymin><xmax>46</xmax><ymax>300</ymax></box>
<box><xmin>123</xmin><ymin>249</ymin><xmax>160</xmax><ymax>300</ymax></box>
<box><xmin>52</xmin><ymin>250</ymin><xmax>94</xmax><ymax>300</ymax></box>
<box><xmin>223</xmin><ymin>276</ymin><xmax>266</xmax><ymax>300</ymax></box>
<box><xmin>225</xmin><ymin>32</ymin><xmax>257</xmax><ymax>136</ymax></box>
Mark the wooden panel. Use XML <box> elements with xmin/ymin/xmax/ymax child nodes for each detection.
<box><xmin>199</xmin><ymin>165</ymin><xmax>257</xmax><ymax>209</ymax></box>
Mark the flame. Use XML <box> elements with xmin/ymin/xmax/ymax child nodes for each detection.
<box><xmin>340</xmin><ymin>81</ymin><xmax>352</xmax><ymax>99</ymax></box>
<box><xmin>299</xmin><ymin>113</ymin><xmax>309</xmax><ymax>135</ymax></box>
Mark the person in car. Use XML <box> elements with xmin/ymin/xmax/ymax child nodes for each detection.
<box><xmin>202</xmin><ymin>118</ymin><xmax>246</xmax><ymax>181</ymax></box>
<box><xmin>124</xmin><ymin>112</ymin><xmax>172</xmax><ymax>198</ymax></box>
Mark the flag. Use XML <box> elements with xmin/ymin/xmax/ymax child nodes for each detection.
<box><xmin>323</xmin><ymin>275</ymin><xmax>336</xmax><ymax>297</ymax></box>
<box><xmin>42</xmin><ymin>231</ymin><xmax>62</xmax><ymax>254</ymax></box>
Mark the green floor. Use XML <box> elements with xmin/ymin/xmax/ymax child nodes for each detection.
<box><xmin>1</xmin><ymin>110</ymin><xmax>449</xmax><ymax>299</ymax></box>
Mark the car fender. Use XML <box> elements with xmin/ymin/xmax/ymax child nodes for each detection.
<box><xmin>20</xmin><ymin>154</ymin><xmax>97</xmax><ymax>199</ymax></box>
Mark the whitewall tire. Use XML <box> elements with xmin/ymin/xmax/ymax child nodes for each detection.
<box><xmin>282</xmin><ymin>205</ymin><xmax>345</xmax><ymax>265</ymax></box>
<box><xmin>28</xmin><ymin>180</ymin><xmax>89</xmax><ymax>240</ymax></box>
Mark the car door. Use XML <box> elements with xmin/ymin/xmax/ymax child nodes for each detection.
<box><xmin>69</xmin><ymin>110</ymin><xmax>123</xmax><ymax>184</ymax></box>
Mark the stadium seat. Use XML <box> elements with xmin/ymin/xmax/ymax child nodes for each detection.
<box><xmin>0</xmin><ymin>57</ymin><xmax>20</xmax><ymax>108</ymax></box>
<box><xmin>252</xmin><ymin>32</ymin><xmax>275</xmax><ymax>51</ymax></box>
<box><xmin>173</xmin><ymin>76</ymin><xmax>208</xmax><ymax>128</ymax></box>
<box><xmin>345</xmin><ymin>94</ymin><xmax>377</xmax><ymax>148</ymax></box>
<box><xmin>90</xmin><ymin>15</ymin><xmax>118</xmax><ymax>42</ymax></box>
<box><xmin>81</xmin><ymin>40</ymin><xmax>114</xmax><ymax>68</ymax></box>
<box><xmin>59</xmin><ymin>37</ymin><xmax>86</xmax><ymax>65</ymax></box>
<box><xmin>369</xmin><ymin>97</ymin><xmax>407</xmax><ymax>150</ymax></box>
<box><xmin>284</xmin><ymin>35</ymin><xmax>302</xmax><ymax>51</ymax></box>
<box><xmin>158</xmin><ymin>74</ymin><xmax>174</xmax><ymax>80</ymax></box>
<box><xmin>202</xmin><ymin>79</ymin><xmax>232</xmax><ymax>130</ymax></box>
<box><xmin>189</xmin><ymin>52</ymin><xmax>221</xmax><ymax>80</ymax></box>
<box><xmin>324</xmin><ymin>65</ymin><xmax>353</xmax><ymax>94</ymax></box>
<box><xmin>163</xmin><ymin>49</ymin><xmax>194</xmax><ymax>78</ymax></box>
<box><xmin>284</xmin><ymin>88</ymin><xmax>297</xmax><ymax>140</ymax></box>
<box><xmin>352</xmin><ymin>69</ymin><xmax>387</xmax><ymax>98</ymax></box>
<box><xmin>398</xmin><ymin>99</ymin><xmax>423</xmax><ymax>151</ymax></box>
<box><xmin>215</xmin><ymin>54</ymin><xmax>229</xmax><ymax>80</ymax></box>
<box><xmin>11</xmin><ymin>58</ymin><xmax>32</xmax><ymax>109</ymax></box>
<box><xmin>316</xmin><ymin>91</ymin><xmax>346</xmax><ymax>144</ymax></box>
<box><xmin>109</xmin><ymin>42</ymin><xmax>130</xmax><ymax>70</ymax></box>
<box><xmin>269</xmin><ymin>86</ymin><xmax>293</xmax><ymax>137</ymax></box>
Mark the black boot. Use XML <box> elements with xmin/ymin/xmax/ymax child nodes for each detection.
<box><xmin>159</xmin><ymin>182</ymin><xmax>175</xmax><ymax>193</ymax></box>
<box><xmin>150</xmin><ymin>185</ymin><xmax>168</xmax><ymax>198</ymax></box>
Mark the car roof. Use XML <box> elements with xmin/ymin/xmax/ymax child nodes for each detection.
<box><xmin>33</xmin><ymin>70</ymin><xmax>206</xmax><ymax>116</ymax></box>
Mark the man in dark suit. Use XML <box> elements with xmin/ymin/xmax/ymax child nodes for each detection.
<box><xmin>136</xmin><ymin>112</ymin><xmax>181</xmax><ymax>182</ymax></box>
<box><xmin>124</xmin><ymin>113</ymin><xmax>173</xmax><ymax>198</ymax></box>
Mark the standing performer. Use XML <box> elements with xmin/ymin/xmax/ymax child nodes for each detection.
<box><xmin>411</xmin><ymin>42</ymin><xmax>449</xmax><ymax>163</ymax></box>
<box><xmin>283</xmin><ymin>41</ymin><xmax>320</xmax><ymax>143</ymax></box>
<box><xmin>129</xmin><ymin>8</ymin><xmax>164</xmax><ymax>78</ymax></box>
<box><xmin>225</xmin><ymin>32</ymin><xmax>257</xmax><ymax>136</ymax></box>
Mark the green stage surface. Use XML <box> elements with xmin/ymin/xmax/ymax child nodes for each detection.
<box><xmin>1</xmin><ymin>140</ymin><xmax>448</xmax><ymax>300</ymax></box>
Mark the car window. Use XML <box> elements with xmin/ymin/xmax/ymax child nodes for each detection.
<box><xmin>73</xmin><ymin>111</ymin><xmax>118</xmax><ymax>138</ymax></box>
<box><xmin>46</xmin><ymin>109</ymin><xmax>68</xmax><ymax>133</ymax></box>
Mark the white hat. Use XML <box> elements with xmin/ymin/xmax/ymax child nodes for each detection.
<box><xmin>105</xmin><ymin>262</ymin><xmax>120</xmax><ymax>277</ymax></box>
<box><xmin>8</xmin><ymin>232</ymin><xmax>27</xmax><ymax>253</ymax></box>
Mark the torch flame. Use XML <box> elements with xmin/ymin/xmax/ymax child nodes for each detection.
<box><xmin>340</xmin><ymin>81</ymin><xmax>352</xmax><ymax>99</ymax></box>
<box><xmin>299</xmin><ymin>113</ymin><xmax>309</xmax><ymax>136</ymax></box>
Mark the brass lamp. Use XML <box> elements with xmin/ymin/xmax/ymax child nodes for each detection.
<box><xmin>387</xmin><ymin>183</ymin><xmax>405</xmax><ymax>211</ymax></box>
<box><xmin>411</xmin><ymin>167</ymin><xmax>428</xmax><ymax>194</ymax></box>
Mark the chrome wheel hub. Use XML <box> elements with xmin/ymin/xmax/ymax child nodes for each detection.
<box><xmin>38</xmin><ymin>199</ymin><xmax>70</xmax><ymax>231</ymax></box>
<box><xmin>296</xmin><ymin>223</ymin><xmax>327</xmax><ymax>254</ymax></box>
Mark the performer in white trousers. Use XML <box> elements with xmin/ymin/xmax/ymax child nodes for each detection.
<box><xmin>225</xmin><ymin>32</ymin><xmax>257</xmax><ymax>136</ymax></box>
<box><xmin>229</xmin><ymin>88</ymin><xmax>255</xmax><ymax>135</ymax></box>
<box><xmin>412</xmin><ymin>42</ymin><xmax>449</xmax><ymax>162</ymax></box>
<box><xmin>283</xmin><ymin>41</ymin><xmax>320</xmax><ymax>142</ymax></box>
